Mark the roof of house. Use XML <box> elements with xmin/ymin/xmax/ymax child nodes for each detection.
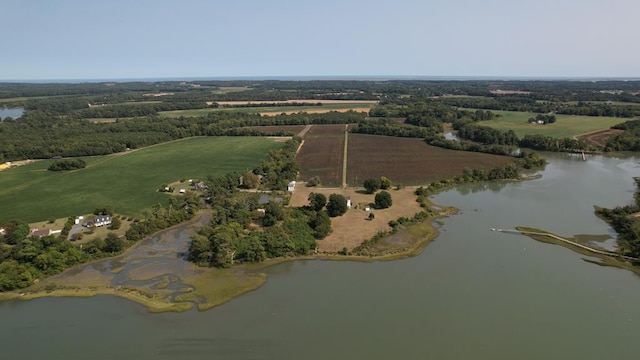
<box><xmin>31</xmin><ymin>229</ymin><xmax>51</xmax><ymax>237</ymax></box>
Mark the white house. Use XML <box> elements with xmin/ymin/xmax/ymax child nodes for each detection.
<box><xmin>287</xmin><ymin>181</ymin><xmax>296</xmax><ymax>192</ymax></box>
<box><xmin>84</xmin><ymin>215</ymin><xmax>112</xmax><ymax>228</ymax></box>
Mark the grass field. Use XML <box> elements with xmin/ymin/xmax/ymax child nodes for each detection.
<box><xmin>159</xmin><ymin>103</ymin><xmax>373</xmax><ymax>117</ymax></box>
<box><xmin>477</xmin><ymin>110</ymin><xmax>627</xmax><ymax>138</ymax></box>
<box><xmin>0</xmin><ymin>137</ymin><xmax>281</xmax><ymax>223</ymax></box>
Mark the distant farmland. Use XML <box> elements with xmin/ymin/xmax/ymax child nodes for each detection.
<box><xmin>159</xmin><ymin>102</ymin><xmax>374</xmax><ymax>118</ymax></box>
<box><xmin>477</xmin><ymin>110</ymin><xmax>626</xmax><ymax>138</ymax></box>
<box><xmin>296</xmin><ymin>125</ymin><xmax>347</xmax><ymax>186</ymax></box>
<box><xmin>0</xmin><ymin>137</ymin><xmax>281</xmax><ymax>223</ymax></box>
<box><xmin>345</xmin><ymin>134</ymin><xmax>515</xmax><ymax>185</ymax></box>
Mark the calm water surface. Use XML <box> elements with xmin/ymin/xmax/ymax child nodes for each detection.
<box><xmin>2</xmin><ymin>153</ymin><xmax>640</xmax><ymax>359</ymax></box>
<box><xmin>0</xmin><ymin>107</ymin><xmax>24</xmax><ymax>120</ymax></box>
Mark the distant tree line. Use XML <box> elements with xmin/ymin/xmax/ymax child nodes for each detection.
<box><xmin>0</xmin><ymin>110</ymin><xmax>364</xmax><ymax>161</ymax></box>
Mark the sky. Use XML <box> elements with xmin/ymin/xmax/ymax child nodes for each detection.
<box><xmin>1</xmin><ymin>0</ymin><xmax>639</xmax><ymax>80</ymax></box>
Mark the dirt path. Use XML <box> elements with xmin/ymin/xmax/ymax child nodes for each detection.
<box><xmin>297</xmin><ymin>124</ymin><xmax>312</xmax><ymax>138</ymax></box>
<box><xmin>575</xmin><ymin>129</ymin><xmax>623</xmax><ymax>148</ymax></box>
<box><xmin>342</xmin><ymin>125</ymin><xmax>348</xmax><ymax>188</ymax></box>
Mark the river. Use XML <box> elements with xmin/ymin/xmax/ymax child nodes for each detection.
<box><xmin>2</xmin><ymin>153</ymin><xmax>640</xmax><ymax>359</ymax></box>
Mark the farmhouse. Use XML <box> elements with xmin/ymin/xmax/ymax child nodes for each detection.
<box><xmin>83</xmin><ymin>215</ymin><xmax>112</xmax><ymax>227</ymax></box>
<box><xmin>287</xmin><ymin>181</ymin><xmax>296</xmax><ymax>192</ymax></box>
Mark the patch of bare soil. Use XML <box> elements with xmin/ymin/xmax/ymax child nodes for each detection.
<box><xmin>576</xmin><ymin>129</ymin><xmax>624</xmax><ymax>148</ymax></box>
<box><xmin>290</xmin><ymin>186</ymin><xmax>423</xmax><ymax>252</ymax></box>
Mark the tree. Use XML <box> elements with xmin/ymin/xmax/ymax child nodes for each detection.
<box><xmin>308</xmin><ymin>192</ymin><xmax>327</xmax><ymax>211</ymax></box>
<box><xmin>242</xmin><ymin>172</ymin><xmax>260</xmax><ymax>189</ymax></box>
<box><xmin>374</xmin><ymin>191</ymin><xmax>392</xmax><ymax>209</ymax></box>
<box><xmin>104</xmin><ymin>233</ymin><xmax>126</xmax><ymax>253</ymax></box>
<box><xmin>310</xmin><ymin>210</ymin><xmax>332</xmax><ymax>239</ymax></box>
<box><xmin>379</xmin><ymin>177</ymin><xmax>392</xmax><ymax>190</ymax></box>
<box><xmin>326</xmin><ymin>194</ymin><xmax>348</xmax><ymax>217</ymax></box>
<box><xmin>363</xmin><ymin>178</ymin><xmax>381</xmax><ymax>194</ymax></box>
<box><xmin>4</xmin><ymin>221</ymin><xmax>30</xmax><ymax>245</ymax></box>
<box><xmin>108</xmin><ymin>217</ymin><xmax>122</xmax><ymax>230</ymax></box>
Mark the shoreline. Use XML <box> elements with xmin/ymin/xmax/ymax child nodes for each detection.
<box><xmin>0</xmin><ymin>199</ymin><xmax>456</xmax><ymax>312</ymax></box>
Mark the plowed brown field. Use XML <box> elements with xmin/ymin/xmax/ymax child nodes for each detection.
<box><xmin>295</xmin><ymin>125</ymin><xmax>347</xmax><ymax>186</ymax></box>
<box><xmin>345</xmin><ymin>134</ymin><xmax>515</xmax><ymax>185</ymax></box>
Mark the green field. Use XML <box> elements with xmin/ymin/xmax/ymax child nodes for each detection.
<box><xmin>159</xmin><ymin>103</ymin><xmax>372</xmax><ymax>117</ymax></box>
<box><xmin>478</xmin><ymin>110</ymin><xmax>627</xmax><ymax>138</ymax></box>
<box><xmin>0</xmin><ymin>137</ymin><xmax>281</xmax><ymax>223</ymax></box>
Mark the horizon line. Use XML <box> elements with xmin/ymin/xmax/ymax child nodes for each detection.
<box><xmin>2</xmin><ymin>75</ymin><xmax>640</xmax><ymax>83</ymax></box>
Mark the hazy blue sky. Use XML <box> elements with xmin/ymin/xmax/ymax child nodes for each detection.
<box><xmin>2</xmin><ymin>0</ymin><xmax>638</xmax><ymax>80</ymax></box>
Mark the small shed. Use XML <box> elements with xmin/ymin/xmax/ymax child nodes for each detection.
<box><xmin>287</xmin><ymin>181</ymin><xmax>296</xmax><ymax>192</ymax></box>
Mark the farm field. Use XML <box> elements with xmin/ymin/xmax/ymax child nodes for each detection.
<box><xmin>158</xmin><ymin>103</ymin><xmax>374</xmax><ymax>117</ymax></box>
<box><xmin>296</xmin><ymin>124</ymin><xmax>347</xmax><ymax>186</ymax></box>
<box><xmin>0</xmin><ymin>137</ymin><xmax>281</xmax><ymax>223</ymax></box>
<box><xmin>213</xmin><ymin>100</ymin><xmax>378</xmax><ymax>105</ymax></box>
<box><xmin>477</xmin><ymin>110</ymin><xmax>626</xmax><ymax>138</ymax></box>
<box><xmin>346</xmin><ymin>134</ymin><xmax>515</xmax><ymax>185</ymax></box>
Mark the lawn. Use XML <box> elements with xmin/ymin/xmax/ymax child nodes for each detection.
<box><xmin>159</xmin><ymin>103</ymin><xmax>373</xmax><ymax>117</ymax></box>
<box><xmin>477</xmin><ymin>110</ymin><xmax>627</xmax><ymax>138</ymax></box>
<box><xmin>0</xmin><ymin>137</ymin><xmax>281</xmax><ymax>223</ymax></box>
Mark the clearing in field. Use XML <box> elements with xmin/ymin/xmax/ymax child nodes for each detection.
<box><xmin>477</xmin><ymin>110</ymin><xmax>626</xmax><ymax>138</ymax></box>
<box><xmin>295</xmin><ymin>125</ymin><xmax>347</xmax><ymax>186</ymax></box>
<box><xmin>289</xmin><ymin>186</ymin><xmax>425</xmax><ymax>252</ymax></box>
<box><xmin>0</xmin><ymin>137</ymin><xmax>282</xmax><ymax>223</ymax></box>
<box><xmin>346</xmin><ymin>134</ymin><xmax>515</xmax><ymax>185</ymax></box>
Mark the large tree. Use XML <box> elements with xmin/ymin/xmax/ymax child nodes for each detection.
<box><xmin>326</xmin><ymin>194</ymin><xmax>348</xmax><ymax>217</ymax></box>
<box><xmin>308</xmin><ymin>192</ymin><xmax>327</xmax><ymax>212</ymax></box>
<box><xmin>363</xmin><ymin>178</ymin><xmax>381</xmax><ymax>194</ymax></box>
<box><xmin>374</xmin><ymin>191</ymin><xmax>392</xmax><ymax>209</ymax></box>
